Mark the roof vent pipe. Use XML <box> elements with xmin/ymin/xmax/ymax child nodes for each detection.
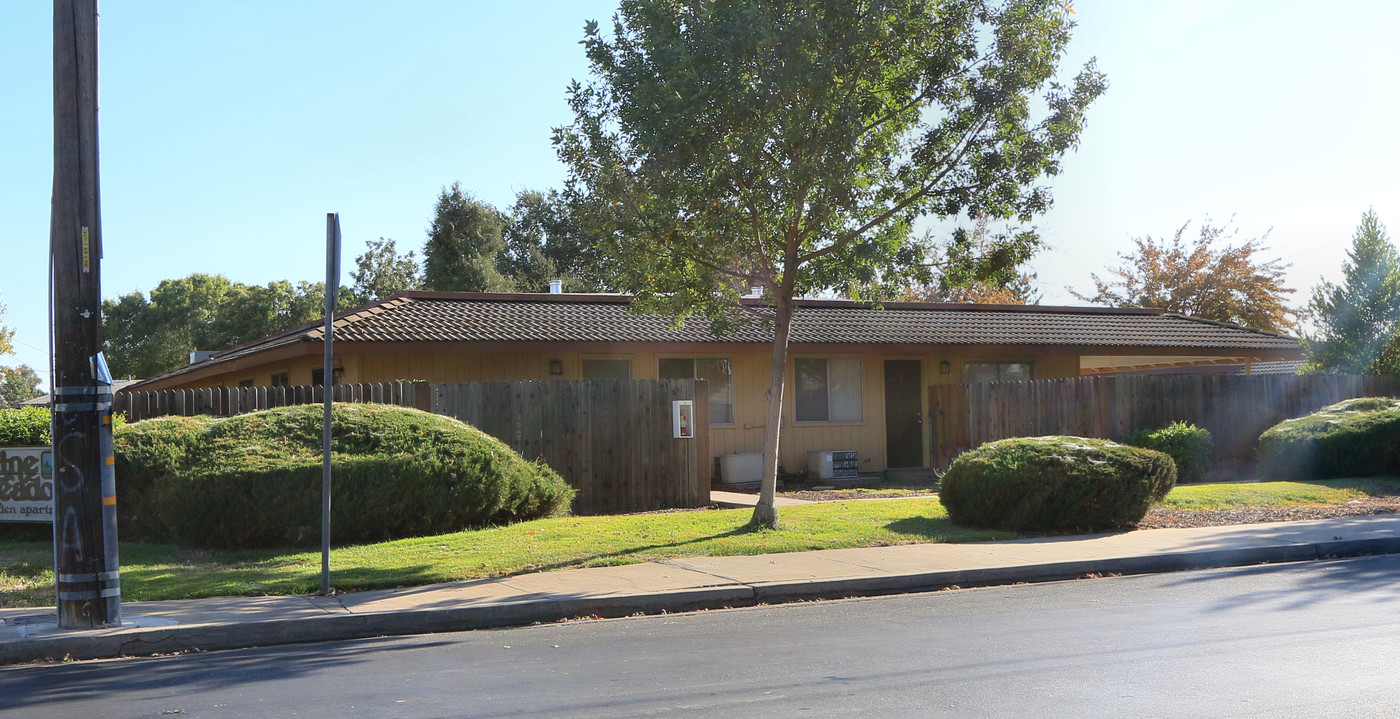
<box><xmin>749</xmin><ymin>286</ymin><xmax>763</xmax><ymax>297</ymax></box>
<box><xmin>548</xmin><ymin>279</ymin><xmax>563</xmax><ymax>294</ymax></box>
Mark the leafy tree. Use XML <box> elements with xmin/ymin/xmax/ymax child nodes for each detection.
<box><xmin>0</xmin><ymin>365</ymin><xmax>43</xmax><ymax>407</ymax></box>
<box><xmin>498</xmin><ymin>189</ymin><xmax>609</xmax><ymax>292</ymax></box>
<box><xmin>102</xmin><ymin>274</ymin><xmax>357</xmax><ymax>378</ymax></box>
<box><xmin>556</xmin><ymin>0</ymin><xmax>1105</xmax><ymax>526</ymax></box>
<box><xmin>0</xmin><ymin>297</ymin><xmax>15</xmax><ymax>357</ymax></box>
<box><xmin>1304</xmin><ymin>210</ymin><xmax>1400</xmax><ymax>373</ymax></box>
<box><xmin>903</xmin><ymin>272</ymin><xmax>1041</xmax><ymax>304</ymax></box>
<box><xmin>351</xmin><ymin>238</ymin><xmax>422</xmax><ymax>302</ymax></box>
<box><xmin>1070</xmin><ymin>219</ymin><xmax>1296</xmax><ymax>333</ymax></box>
<box><xmin>422</xmin><ymin>183</ymin><xmax>513</xmax><ymax>292</ymax></box>
<box><xmin>902</xmin><ymin>219</ymin><xmax>1041</xmax><ymax>303</ymax></box>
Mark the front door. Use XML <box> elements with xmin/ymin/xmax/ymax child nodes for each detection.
<box><xmin>884</xmin><ymin>360</ymin><xmax>923</xmax><ymax>468</ymax></box>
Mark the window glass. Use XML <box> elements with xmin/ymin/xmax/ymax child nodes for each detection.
<box><xmin>659</xmin><ymin>357</ymin><xmax>734</xmax><ymax>424</ymax></box>
<box><xmin>270</xmin><ymin>372</ymin><xmax>290</xmax><ymax>387</ymax></box>
<box><xmin>794</xmin><ymin>358</ymin><xmax>863</xmax><ymax>422</ymax></box>
<box><xmin>582</xmin><ymin>358</ymin><xmax>631</xmax><ymax>379</ymax></box>
<box><xmin>964</xmin><ymin>361</ymin><xmax>1034</xmax><ymax>383</ymax></box>
<box><xmin>828</xmin><ymin>358</ymin><xmax>863</xmax><ymax>421</ymax></box>
<box><xmin>696</xmin><ymin>358</ymin><xmax>734</xmax><ymax>424</ymax></box>
<box><xmin>312</xmin><ymin>367</ymin><xmax>343</xmax><ymax>386</ymax></box>
<box><xmin>795</xmin><ymin>358</ymin><xmax>828</xmax><ymax>421</ymax></box>
<box><xmin>237</xmin><ymin>379</ymin><xmax>254</xmax><ymax>388</ymax></box>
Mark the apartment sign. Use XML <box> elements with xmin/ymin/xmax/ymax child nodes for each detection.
<box><xmin>0</xmin><ymin>447</ymin><xmax>54</xmax><ymax>522</ymax></box>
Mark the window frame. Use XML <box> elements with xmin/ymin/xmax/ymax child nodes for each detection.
<box><xmin>792</xmin><ymin>356</ymin><xmax>864</xmax><ymax>424</ymax></box>
<box><xmin>658</xmin><ymin>356</ymin><xmax>735</xmax><ymax>426</ymax></box>
<box><xmin>269</xmin><ymin>371</ymin><xmax>291</xmax><ymax>388</ymax></box>
<box><xmin>962</xmin><ymin>360</ymin><xmax>1035</xmax><ymax>384</ymax></box>
<box><xmin>580</xmin><ymin>357</ymin><xmax>632</xmax><ymax>380</ymax></box>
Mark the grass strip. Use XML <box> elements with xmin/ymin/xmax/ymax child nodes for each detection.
<box><xmin>4</xmin><ymin>477</ymin><xmax>1399</xmax><ymax>607</ymax></box>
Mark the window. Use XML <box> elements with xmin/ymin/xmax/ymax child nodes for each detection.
<box><xmin>794</xmin><ymin>358</ymin><xmax>862</xmax><ymax>422</ymax></box>
<box><xmin>581</xmin><ymin>358</ymin><xmax>631</xmax><ymax>379</ymax></box>
<box><xmin>659</xmin><ymin>357</ymin><xmax>734</xmax><ymax>424</ymax></box>
<box><xmin>963</xmin><ymin>361</ymin><xmax>1033</xmax><ymax>383</ymax></box>
<box><xmin>237</xmin><ymin>379</ymin><xmax>254</xmax><ymax>388</ymax></box>
<box><xmin>269</xmin><ymin>372</ymin><xmax>291</xmax><ymax>387</ymax></box>
<box><xmin>312</xmin><ymin>367</ymin><xmax>344</xmax><ymax>386</ymax></box>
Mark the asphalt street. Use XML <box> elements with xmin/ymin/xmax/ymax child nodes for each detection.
<box><xmin>6</xmin><ymin>554</ymin><xmax>1400</xmax><ymax>718</ymax></box>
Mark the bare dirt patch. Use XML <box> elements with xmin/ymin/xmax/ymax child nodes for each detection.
<box><xmin>1137</xmin><ymin>496</ymin><xmax>1400</xmax><ymax>529</ymax></box>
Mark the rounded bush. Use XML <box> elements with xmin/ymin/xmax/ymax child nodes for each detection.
<box><xmin>939</xmin><ymin>436</ymin><xmax>1177</xmax><ymax>532</ymax></box>
<box><xmin>1257</xmin><ymin>397</ymin><xmax>1400</xmax><ymax>481</ymax></box>
<box><xmin>114</xmin><ymin>403</ymin><xmax>575</xmax><ymax>548</ymax></box>
<box><xmin>1124</xmin><ymin>421</ymin><xmax>1213</xmax><ymax>483</ymax></box>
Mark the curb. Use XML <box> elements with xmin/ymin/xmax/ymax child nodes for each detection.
<box><xmin>5</xmin><ymin>536</ymin><xmax>1399</xmax><ymax>665</ymax></box>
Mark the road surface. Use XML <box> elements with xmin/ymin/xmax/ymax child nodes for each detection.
<box><xmin>5</xmin><ymin>554</ymin><xmax>1400</xmax><ymax>718</ymax></box>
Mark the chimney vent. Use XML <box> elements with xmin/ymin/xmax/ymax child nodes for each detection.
<box><xmin>548</xmin><ymin>279</ymin><xmax>563</xmax><ymax>294</ymax></box>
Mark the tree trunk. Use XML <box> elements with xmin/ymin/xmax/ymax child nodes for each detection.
<box><xmin>751</xmin><ymin>296</ymin><xmax>793</xmax><ymax>528</ymax></box>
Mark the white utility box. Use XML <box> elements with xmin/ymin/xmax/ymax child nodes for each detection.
<box><xmin>806</xmin><ymin>450</ymin><xmax>859</xmax><ymax>479</ymax></box>
<box><xmin>719</xmin><ymin>452</ymin><xmax>764</xmax><ymax>485</ymax></box>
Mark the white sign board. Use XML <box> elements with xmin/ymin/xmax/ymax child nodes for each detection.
<box><xmin>0</xmin><ymin>447</ymin><xmax>54</xmax><ymax>523</ymax></box>
<box><xmin>672</xmin><ymin>400</ymin><xmax>695</xmax><ymax>439</ymax></box>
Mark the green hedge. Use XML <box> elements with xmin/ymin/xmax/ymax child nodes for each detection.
<box><xmin>1257</xmin><ymin>397</ymin><xmax>1400</xmax><ymax>480</ymax></box>
<box><xmin>0</xmin><ymin>407</ymin><xmax>53</xmax><ymax>447</ymax></box>
<box><xmin>1124</xmin><ymin>422</ymin><xmax>1213</xmax><ymax>483</ymax></box>
<box><xmin>0</xmin><ymin>406</ymin><xmax>127</xmax><ymax>447</ymax></box>
<box><xmin>114</xmin><ymin>403</ymin><xmax>575</xmax><ymax>549</ymax></box>
<box><xmin>939</xmin><ymin>436</ymin><xmax>1177</xmax><ymax>532</ymax></box>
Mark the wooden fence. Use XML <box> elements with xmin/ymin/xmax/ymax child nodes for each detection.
<box><xmin>114</xmin><ymin>381</ymin><xmax>428</xmax><ymax>421</ymax></box>
<box><xmin>431</xmin><ymin>380</ymin><xmax>709</xmax><ymax>515</ymax></box>
<box><xmin>113</xmin><ymin>379</ymin><xmax>709</xmax><ymax>515</ymax></box>
<box><xmin>930</xmin><ymin>374</ymin><xmax>1400</xmax><ymax>471</ymax></box>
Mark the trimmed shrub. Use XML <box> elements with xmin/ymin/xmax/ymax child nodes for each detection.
<box><xmin>0</xmin><ymin>407</ymin><xmax>126</xmax><ymax>447</ymax></box>
<box><xmin>114</xmin><ymin>403</ymin><xmax>575</xmax><ymax>548</ymax></box>
<box><xmin>1124</xmin><ymin>422</ymin><xmax>1214</xmax><ymax>483</ymax></box>
<box><xmin>939</xmin><ymin>436</ymin><xmax>1177</xmax><ymax>532</ymax></box>
<box><xmin>1257</xmin><ymin>397</ymin><xmax>1400</xmax><ymax>480</ymax></box>
<box><xmin>0</xmin><ymin>407</ymin><xmax>53</xmax><ymax>447</ymax></box>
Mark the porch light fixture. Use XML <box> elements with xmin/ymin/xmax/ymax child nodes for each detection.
<box><xmin>549</xmin><ymin>359</ymin><xmax>564</xmax><ymax>375</ymax></box>
<box><xmin>939</xmin><ymin>360</ymin><xmax>951</xmax><ymax>374</ymax></box>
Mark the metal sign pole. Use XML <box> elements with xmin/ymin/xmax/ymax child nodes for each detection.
<box><xmin>321</xmin><ymin>213</ymin><xmax>340</xmax><ymax>595</ymax></box>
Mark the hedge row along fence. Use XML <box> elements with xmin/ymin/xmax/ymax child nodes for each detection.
<box><xmin>930</xmin><ymin>374</ymin><xmax>1400</xmax><ymax>471</ymax></box>
<box><xmin>110</xmin><ymin>380</ymin><xmax>710</xmax><ymax>515</ymax></box>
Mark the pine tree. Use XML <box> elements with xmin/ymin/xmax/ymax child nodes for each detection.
<box><xmin>1305</xmin><ymin>210</ymin><xmax>1400</xmax><ymax>373</ymax></box>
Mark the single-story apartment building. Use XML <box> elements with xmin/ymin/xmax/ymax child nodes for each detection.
<box><xmin>126</xmin><ymin>291</ymin><xmax>1304</xmax><ymax>476</ymax></box>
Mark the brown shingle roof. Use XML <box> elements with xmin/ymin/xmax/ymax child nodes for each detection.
<box><xmin>312</xmin><ymin>292</ymin><xmax>1298</xmax><ymax>350</ymax></box>
<box><xmin>131</xmin><ymin>291</ymin><xmax>1301</xmax><ymax>388</ymax></box>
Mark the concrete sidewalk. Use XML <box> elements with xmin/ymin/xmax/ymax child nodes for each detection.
<box><xmin>4</xmin><ymin>514</ymin><xmax>1400</xmax><ymax>665</ymax></box>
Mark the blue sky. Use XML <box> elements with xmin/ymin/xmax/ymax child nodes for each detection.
<box><xmin>3</xmin><ymin>1</ymin><xmax>1399</xmax><ymax>385</ymax></box>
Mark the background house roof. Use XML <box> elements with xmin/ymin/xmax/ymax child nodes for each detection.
<box><xmin>131</xmin><ymin>291</ymin><xmax>1302</xmax><ymax>388</ymax></box>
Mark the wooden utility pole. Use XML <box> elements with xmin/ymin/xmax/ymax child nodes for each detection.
<box><xmin>51</xmin><ymin>0</ymin><xmax>120</xmax><ymax>629</ymax></box>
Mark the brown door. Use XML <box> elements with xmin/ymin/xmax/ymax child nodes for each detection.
<box><xmin>884</xmin><ymin>360</ymin><xmax>923</xmax><ymax>468</ymax></box>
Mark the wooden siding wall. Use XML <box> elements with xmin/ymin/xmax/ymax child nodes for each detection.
<box><xmin>929</xmin><ymin>374</ymin><xmax>1400</xmax><ymax>470</ymax></box>
<box><xmin>431</xmin><ymin>380</ymin><xmax>709</xmax><ymax>515</ymax></box>
<box><xmin>113</xmin><ymin>379</ymin><xmax>709</xmax><ymax>515</ymax></box>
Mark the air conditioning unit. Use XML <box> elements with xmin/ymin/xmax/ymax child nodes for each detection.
<box><xmin>719</xmin><ymin>452</ymin><xmax>764</xmax><ymax>486</ymax></box>
<box><xmin>807</xmin><ymin>450</ymin><xmax>859</xmax><ymax>479</ymax></box>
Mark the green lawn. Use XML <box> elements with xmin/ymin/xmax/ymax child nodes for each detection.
<box><xmin>0</xmin><ymin>498</ymin><xmax>1002</xmax><ymax>607</ymax></box>
<box><xmin>4</xmin><ymin>477</ymin><xmax>1398</xmax><ymax>608</ymax></box>
<box><xmin>1158</xmin><ymin>478</ymin><xmax>1400</xmax><ymax>511</ymax></box>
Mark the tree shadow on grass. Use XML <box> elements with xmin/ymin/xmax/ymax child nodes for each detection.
<box><xmin>522</xmin><ymin>523</ymin><xmax>769</xmax><ymax>575</ymax></box>
<box><xmin>883</xmin><ymin>516</ymin><xmax>1012</xmax><ymax>543</ymax></box>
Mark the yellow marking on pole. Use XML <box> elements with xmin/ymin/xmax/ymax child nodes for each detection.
<box><xmin>102</xmin><ymin>496</ymin><xmax>117</xmax><ymax>506</ymax></box>
<box><xmin>105</xmin><ymin>456</ymin><xmax>115</xmax><ymax>465</ymax></box>
<box><xmin>82</xmin><ymin>227</ymin><xmax>90</xmax><ymax>273</ymax></box>
<box><xmin>102</xmin><ymin>415</ymin><xmax>111</xmax><ymax>425</ymax></box>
